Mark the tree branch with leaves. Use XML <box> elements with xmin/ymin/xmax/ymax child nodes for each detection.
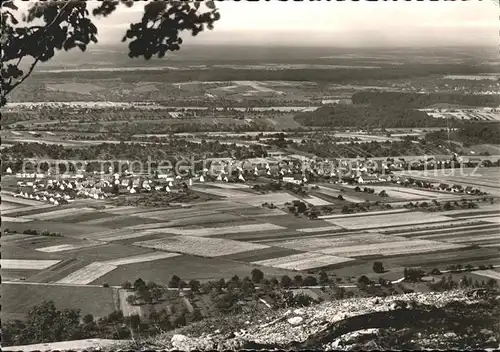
<box><xmin>0</xmin><ymin>0</ymin><xmax>220</xmax><ymax>107</ymax></box>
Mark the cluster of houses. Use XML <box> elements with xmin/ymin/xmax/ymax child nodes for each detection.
<box><xmin>15</xmin><ymin>190</ymin><xmax>70</xmax><ymax>206</ymax></box>
<box><xmin>8</xmin><ymin>151</ymin><xmax>489</xmax><ymax>206</ymax></box>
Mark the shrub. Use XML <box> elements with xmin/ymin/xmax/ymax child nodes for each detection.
<box><xmin>372</xmin><ymin>261</ymin><xmax>385</xmax><ymax>273</ymax></box>
<box><xmin>126</xmin><ymin>295</ymin><xmax>137</xmax><ymax>305</ymax></box>
<box><xmin>188</xmin><ymin>279</ymin><xmax>201</xmax><ymax>293</ymax></box>
<box><xmin>302</xmin><ymin>276</ymin><xmax>318</xmax><ymax>286</ymax></box>
<box><xmin>168</xmin><ymin>275</ymin><xmax>182</xmax><ymax>288</ymax></box>
<box><xmin>251</xmin><ymin>268</ymin><xmax>264</xmax><ymax>283</ymax></box>
<box><xmin>357</xmin><ymin>275</ymin><xmax>372</xmax><ymax>286</ymax></box>
<box><xmin>403</xmin><ymin>268</ymin><xmax>425</xmax><ymax>282</ymax></box>
<box><xmin>280</xmin><ymin>275</ymin><xmax>292</xmax><ymax>288</ymax></box>
<box><xmin>121</xmin><ymin>281</ymin><xmax>132</xmax><ymax>290</ymax></box>
<box><xmin>293</xmin><ymin>275</ymin><xmax>303</xmax><ymax>286</ymax></box>
<box><xmin>318</xmin><ymin>270</ymin><xmax>329</xmax><ymax>284</ymax></box>
<box><xmin>429</xmin><ymin>268</ymin><xmax>442</xmax><ymax>275</ymax></box>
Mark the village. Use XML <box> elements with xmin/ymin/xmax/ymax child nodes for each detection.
<box><xmin>5</xmin><ymin>151</ymin><xmax>493</xmax><ymax>209</ymax></box>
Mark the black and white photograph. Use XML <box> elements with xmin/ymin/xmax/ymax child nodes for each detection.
<box><xmin>1</xmin><ymin>0</ymin><xmax>499</xmax><ymax>350</ymax></box>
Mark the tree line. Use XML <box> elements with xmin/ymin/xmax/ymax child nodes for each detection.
<box><xmin>352</xmin><ymin>92</ymin><xmax>500</xmax><ymax>109</ymax></box>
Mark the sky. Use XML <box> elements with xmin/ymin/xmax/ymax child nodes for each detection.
<box><xmin>12</xmin><ymin>0</ymin><xmax>500</xmax><ymax>47</ymax></box>
<box><xmin>90</xmin><ymin>0</ymin><xmax>500</xmax><ymax>47</ymax></box>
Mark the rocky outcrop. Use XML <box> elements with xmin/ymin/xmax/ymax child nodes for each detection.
<box><xmin>130</xmin><ymin>289</ymin><xmax>500</xmax><ymax>351</ymax></box>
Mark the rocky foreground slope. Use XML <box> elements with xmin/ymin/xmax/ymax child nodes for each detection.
<box><xmin>126</xmin><ymin>289</ymin><xmax>500</xmax><ymax>351</ymax></box>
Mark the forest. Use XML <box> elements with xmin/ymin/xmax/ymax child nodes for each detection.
<box><xmin>30</xmin><ymin>63</ymin><xmax>498</xmax><ymax>84</ymax></box>
<box><xmin>294</xmin><ymin>104</ymin><xmax>447</xmax><ymax>128</ymax></box>
<box><xmin>351</xmin><ymin>92</ymin><xmax>500</xmax><ymax>109</ymax></box>
<box><xmin>425</xmin><ymin>122</ymin><xmax>500</xmax><ymax>146</ymax></box>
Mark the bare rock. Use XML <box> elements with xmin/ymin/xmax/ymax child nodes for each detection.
<box><xmin>287</xmin><ymin>316</ymin><xmax>304</xmax><ymax>325</ymax></box>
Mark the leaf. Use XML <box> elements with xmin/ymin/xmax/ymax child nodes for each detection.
<box><xmin>205</xmin><ymin>1</ymin><xmax>215</xmax><ymax>10</ymax></box>
<box><xmin>121</xmin><ymin>0</ymin><xmax>134</xmax><ymax>8</ymax></box>
<box><xmin>2</xmin><ymin>1</ymin><xmax>18</xmax><ymax>10</ymax></box>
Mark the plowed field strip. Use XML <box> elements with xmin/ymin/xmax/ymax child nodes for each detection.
<box><xmin>56</xmin><ymin>262</ymin><xmax>117</xmax><ymax>285</ymax></box>
<box><xmin>134</xmin><ymin>235</ymin><xmax>270</xmax><ymax>257</ymax></box>
<box><xmin>316</xmin><ymin>240</ymin><xmax>465</xmax><ymax>258</ymax></box>
<box><xmin>381</xmin><ymin>219</ymin><xmax>487</xmax><ymax>234</ymax></box>
<box><xmin>31</xmin><ymin>207</ymin><xmax>96</xmax><ymax>221</ymax></box>
<box><xmin>1</xmin><ymin>259</ymin><xmax>61</xmax><ymax>270</ymax></box>
<box><xmin>326</xmin><ymin>212</ymin><xmax>452</xmax><ymax>230</ymax></box>
<box><xmin>252</xmin><ymin>252</ymin><xmax>353</xmax><ymax>271</ymax></box>
<box><xmin>153</xmin><ymin>223</ymin><xmax>285</xmax><ymax>237</ymax></box>
<box><xmin>402</xmin><ymin>224</ymin><xmax>500</xmax><ymax>238</ymax></box>
<box><xmin>473</xmin><ymin>269</ymin><xmax>500</xmax><ymax>280</ymax></box>
<box><xmin>2</xmin><ymin>216</ymin><xmax>33</xmax><ymax>222</ymax></box>
<box><xmin>36</xmin><ymin>242</ymin><xmax>101</xmax><ymax>253</ymax></box>
<box><xmin>318</xmin><ymin>208</ymin><xmax>410</xmax><ymax>220</ymax></box>
<box><xmin>103</xmin><ymin>252</ymin><xmax>181</xmax><ymax>266</ymax></box>
<box><xmin>297</xmin><ymin>226</ymin><xmax>344</xmax><ymax>233</ymax></box>
<box><xmin>414</xmin><ymin>227</ymin><xmax>500</xmax><ymax>240</ymax></box>
<box><xmin>269</xmin><ymin>233</ymin><xmax>408</xmax><ymax>252</ymax></box>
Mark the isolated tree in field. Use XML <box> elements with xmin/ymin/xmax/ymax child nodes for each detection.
<box><xmin>357</xmin><ymin>275</ymin><xmax>371</xmax><ymax>287</ymax></box>
<box><xmin>188</xmin><ymin>279</ymin><xmax>201</xmax><ymax>293</ymax></box>
<box><xmin>251</xmin><ymin>268</ymin><xmax>264</xmax><ymax>283</ymax></box>
<box><xmin>280</xmin><ymin>275</ymin><xmax>292</xmax><ymax>288</ymax></box>
<box><xmin>168</xmin><ymin>275</ymin><xmax>182</xmax><ymax>288</ymax></box>
<box><xmin>302</xmin><ymin>275</ymin><xmax>318</xmax><ymax>286</ymax></box>
<box><xmin>133</xmin><ymin>278</ymin><xmax>146</xmax><ymax>291</ymax></box>
<box><xmin>403</xmin><ymin>267</ymin><xmax>425</xmax><ymax>282</ymax></box>
<box><xmin>372</xmin><ymin>261</ymin><xmax>385</xmax><ymax>273</ymax></box>
<box><xmin>293</xmin><ymin>275</ymin><xmax>303</xmax><ymax>286</ymax></box>
<box><xmin>318</xmin><ymin>270</ymin><xmax>329</xmax><ymax>284</ymax></box>
<box><xmin>0</xmin><ymin>0</ymin><xmax>221</xmax><ymax>106</ymax></box>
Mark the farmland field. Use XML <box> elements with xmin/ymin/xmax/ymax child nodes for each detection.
<box><xmin>2</xmin><ymin>220</ymin><xmax>112</xmax><ymax>238</ymax></box>
<box><xmin>296</xmin><ymin>225</ymin><xmax>343</xmax><ymax>233</ymax></box>
<box><xmin>325</xmin><ymin>211</ymin><xmax>453</xmax><ymax>230</ymax></box>
<box><xmin>1</xmin><ymin>194</ymin><xmax>42</xmax><ymax>206</ymax></box>
<box><xmin>368</xmin><ymin>186</ymin><xmax>444</xmax><ymax>200</ymax></box>
<box><xmin>1</xmin><ymin>259</ymin><xmax>61</xmax><ymax>270</ymax></box>
<box><xmin>218</xmin><ymin>246</ymin><xmax>303</xmax><ymax>262</ymax></box>
<box><xmin>146</xmin><ymin>223</ymin><xmax>285</xmax><ymax>237</ymax></box>
<box><xmin>56</xmin><ymin>262</ymin><xmax>118</xmax><ymax>285</ymax></box>
<box><xmin>0</xmin><ymin>202</ymin><xmax>24</xmax><ymax>212</ymax></box>
<box><xmin>303</xmin><ymin>195</ymin><xmax>332</xmax><ymax>206</ymax></box>
<box><xmin>394</xmin><ymin>168</ymin><xmax>500</xmax><ymax>196</ymax></box>
<box><xmin>1</xmin><ymin>283</ymin><xmax>116</xmax><ymax>321</ymax></box>
<box><xmin>472</xmin><ymin>269</ymin><xmax>500</xmax><ymax>281</ymax></box>
<box><xmin>270</xmin><ymin>232</ymin><xmax>409</xmax><ymax>252</ymax></box>
<box><xmin>2</xmin><ymin>216</ymin><xmax>33</xmax><ymax>223</ymax></box>
<box><xmin>315</xmin><ymin>239</ymin><xmax>465</xmax><ymax>258</ymax></box>
<box><xmin>93</xmin><ymin>254</ymin><xmax>299</xmax><ymax>284</ymax></box>
<box><xmin>103</xmin><ymin>252</ymin><xmax>182</xmax><ymax>266</ymax></box>
<box><xmin>28</xmin><ymin>207</ymin><xmax>98</xmax><ymax>221</ymax></box>
<box><xmin>36</xmin><ymin>242</ymin><xmax>102</xmax><ymax>253</ymax></box>
<box><xmin>134</xmin><ymin>235</ymin><xmax>270</xmax><ymax>257</ymax></box>
<box><xmin>252</xmin><ymin>252</ymin><xmax>354</xmax><ymax>271</ymax></box>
